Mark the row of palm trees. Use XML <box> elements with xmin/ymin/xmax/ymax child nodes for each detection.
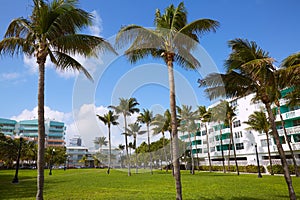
<box><xmin>199</xmin><ymin>39</ymin><xmax>300</xmax><ymax>200</ymax></box>
<box><xmin>1</xmin><ymin>1</ymin><xmax>298</xmax><ymax>199</ymax></box>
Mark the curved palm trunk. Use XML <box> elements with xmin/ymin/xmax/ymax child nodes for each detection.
<box><xmin>147</xmin><ymin>124</ymin><xmax>153</xmax><ymax>174</ymax></box>
<box><xmin>276</xmin><ymin>103</ymin><xmax>300</xmax><ymax>177</ymax></box>
<box><xmin>167</xmin><ymin>53</ymin><xmax>182</xmax><ymax>200</ymax></box>
<box><xmin>265</xmin><ymin>131</ymin><xmax>274</xmax><ymax>175</ymax></box>
<box><xmin>229</xmin><ymin>124</ymin><xmax>239</xmax><ymax>175</ymax></box>
<box><xmin>36</xmin><ymin>60</ymin><xmax>46</xmax><ymax>200</ymax></box>
<box><xmin>188</xmin><ymin>131</ymin><xmax>194</xmax><ymax>174</ymax></box>
<box><xmin>107</xmin><ymin>125</ymin><xmax>111</xmax><ymax>174</ymax></box>
<box><xmin>205</xmin><ymin>124</ymin><xmax>212</xmax><ymax>172</ymax></box>
<box><xmin>218</xmin><ymin>122</ymin><xmax>226</xmax><ymax>173</ymax></box>
<box><xmin>169</xmin><ymin>131</ymin><xmax>174</xmax><ymax>176</ymax></box>
<box><xmin>123</xmin><ymin>114</ymin><xmax>131</xmax><ymax>176</ymax></box>
<box><xmin>265</xmin><ymin>103</ymin><xmax>296</xmax><ymax>200</ymax></box>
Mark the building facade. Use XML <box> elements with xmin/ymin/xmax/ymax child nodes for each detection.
<box><xmin>0</xmin><ymin>118</ymin><xmax>66</xmax><ymax>147</ymax></box>
<box><xmin>181</xmin><ymin>92</ymin><xmax>300</xmax><ymax>170</ymax></box>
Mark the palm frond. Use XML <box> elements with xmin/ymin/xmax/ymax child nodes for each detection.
<box><xmin>51</xmin><ymin>50</ymin><xmax>93</xmax><ymax>80</ymax></box>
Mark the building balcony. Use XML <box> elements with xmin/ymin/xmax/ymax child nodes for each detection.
<box><xmin>275</xmin><ymin>109</ymin><xmax>300</xmax><ymax>121</ymax></box>
<box><xmin>277</xmin><ymin>125</ymin><xmax>300</xmax><ymax>136</ymax></box>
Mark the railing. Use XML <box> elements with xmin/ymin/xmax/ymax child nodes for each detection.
<box><xmin>277</xmin><ymin>125</ymin><xmax>300</xmax><ymax>135</ymax></box>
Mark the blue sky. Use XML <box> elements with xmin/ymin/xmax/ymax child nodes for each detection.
<box><xmin>0</xmin><ymin>0</ymin><xmax>300</xmax><ymax>148</ymax></box>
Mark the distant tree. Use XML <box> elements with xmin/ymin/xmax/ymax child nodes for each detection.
<box><xmin>138</xmin><ymin>109</ymin><xmax>154</xmax><ymax>174</ymax></box>
<box><xmin>109</xmin><ymin>98</ymin><xmax>139</xmax><ymax>176</ymax></box>
<box><xmin>97</xmin><ymin>110</ymin><xmax>119</xmax><ymax>174</ymax></box>
<box><xmin>93</xmin><ymin>136</ymin><xmax>108</xmax><ymax>152</ymax></box>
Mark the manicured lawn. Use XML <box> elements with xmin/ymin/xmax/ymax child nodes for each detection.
<box><xmin>0</xmin><ymin>168</ymin><xmax>299</xmax><ymax>199</ymax></box>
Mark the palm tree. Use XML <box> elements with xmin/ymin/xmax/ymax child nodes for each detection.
<box><xmin>209</xmin><ymin>104</ymin><xmax>228</xmax><ymax>173</ymax></box>
<box><xmin>222</xmin><ymin>100</ymin><xmax>239</xmax><ymax>175</ymax></box>
<box><xmin>109</xmin><ymin>97</ymin><xmax>139</xmax><ymax>176</ymax></box>
<box><xmin>97</xmin><ymin>110</ymin><xmax>119</xmax><ymax>174</ymax></box>
<box><xmin>93</xmin><ymin>136</ymin><xmax>108</xmax><ymax>152</ymax></box>
<box><xmin>151</xmin><ymin>113</ymin><xmax>171</xmax><ymax>172</ymax></box>
<box><xmin>197</xmin><ymin>106</ymin><xmax>212</xmax><ymax>172</ymax></box>
<box><xmin>117</xmin><ymin>144</ymin><xmax>125</xmax><ymax>168</ymax></box>
<box><xmin>200</xmin><ymin>38</ymin><xmax>296</xmax><ymax>199</ymax></box>
<box><xmin>126</xmin><ymin>122</ymin><xmax>146</xmax><ymax>173</ymax></box>
<box><xmin>177</xmin><ymin>105</ymin><xmax>198</xmax><ymax>174</ymax></box>
<box><xmin>0</xmin><ymin>1</ymin><xmax>114</xmax><ymax>198</ymax></box>
<box><xmin>115</xmin><ymin>2</ymin><xmax>219</xmax><ymax>198</ymax></box>
<box><xmin>244</xmin><ymin>110</ymin><xmax>274</xmax><ymax>175</ymax></box>
<box><xmin>138</xmin><ymin>109</ymin><xmax>154</xmax><ymax>174</ymax></box>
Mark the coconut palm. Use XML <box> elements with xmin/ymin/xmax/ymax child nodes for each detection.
<box><xmin>244</xmin><ymin>110</ymin><xmax>274</xmax><ymax>175</ymax></box>
<box><xmin>0</xmin><ymin>1</ymin><xmax>115</xmax><ymax>198</ymax></box>
<box><xmin>109</xmin><ymin>97</ymin><xmax>139</xmax><ymax>176</ymax></box>
<box><xmin>97</xmin><ymin>110</ymin><xmax>119</xmax><ymax>174</ymax></box>
<box><xmin>222</xmin><ymin>100</ymin><xmax>239</xmax><ymax>175</ymax></box>
<box><xmin>200</xmin><ymin>38</ymin><xmax>296</xmax><ymax>199</ymax></box>
<box><xmin>197</xmin><ymin>106</ymin><xmax>212</xmax><ymax>172</ymax></box>
<box><xmin>151</xmin><ymin>113</ymin><xmax>171</xmax><ymax>172</ymax></box>
<box><xmin>209</xmin><ymin>104</ymin><xmax>226</xmax><ymax>173</ymax></box>
<box><xmin>93</xmin><ymin>136</ymin><xmax>108</xmax><ymax>152</ymax></box>
<box><xmin>126</xmin><ymin>122</ymin><xmax>146</xmax><ymax>173</ymax></box>
<box><xmin>177</xmin><ymin>105</ymin><xmax>198</xmax><ymax>174</ymax></box>
<box><xmin>115</xmin><ymin>2</ymin><xmax>219</xmax><ymax>198</ymax></box>
<box><xmin>138</xmin><ymin>109</ymin><xmax>154</xmax><ymax>174</ymax></box>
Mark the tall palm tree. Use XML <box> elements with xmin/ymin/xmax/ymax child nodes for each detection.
<box><xmin>117</xmin><ymin>144</ymin><xmax>125</xmax><ymax>168</ymax></box>
<box><xmin>126</xmin><ymin>122</ymin><xmax>146</xmax><ymax>173</ymax></box>
<box><xmin>115</xmin><ymin>2</ymin><xmax>219</xmax><ymax>198</ymax></box>
<box><xmin>109</xmin><ymin>97</ymin><xmax>139</xmax><ymax>176</ymax></box>
<box><xmin>93</xmin><ymin>136</ymin><xmax>108</xmax><ymax>152</ymax></box>
<box><xmin>197</xmin><ymin>106</ymin><xmax>212</xmax><ymax>172</ymax></box>
<box><xmin>138</xmin><ymin>109</ymin><xmax>154</xmax><ymax>174</ymax></box>
<box><xmin>151</xmin><ymin>113</ymin><xmax>171</xmax><ymax>172</ymax></box>
<box><xmin>177</xmin><ymin>105</ymin><xmax>198</xmax><ymax>174</ymax></box>
<box><xmin>97</xmin><ymin>110</ymin><xmax>119</xmax><ymax>174</ymax></box>
<box><xmin>200</xmin><ymin>38</ymin><xmax>296</xmax><ymax>199</ymax></box>
<box><xmin>222</xmin><ymin>100</ymin><xmax>239</xmax><ymax>175</ymax></box>
<box><xmin>209</xmin><ymin>104</ymin><xmax>227</xmax><ymax>173</ymax></box>
<box><xmin>244</xmin><ymin>110</ymin><xmax>274</xmax><ymax>175</ymax></box>
<box><xmin>0</xmin><ymin>1</ymin><xmax>114</xmax><ymax>199</ymax></box>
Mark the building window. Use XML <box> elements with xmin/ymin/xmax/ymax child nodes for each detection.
<box><xmin>236</xmin><ymin>143</ymin><xmax>244</xmax><ymax>150</ymax></box>
<box><xmin>261</xmin><ymin>139</ymin><xmax>271</xmax><ymax>147</ymax></box>
<box><xmin>234</xmin><ymin>131</ymin><xmax>243</xmax><ymax>138</ymax></box>
<box><xmin>293</xmin><ymin>119</ymin><xmax>300</xmax><ymax>126</ymax></box>
<box><xmin>233</xmin><ymin>120</ymin><xmax>241</xmax><ymax>128</ymax></box>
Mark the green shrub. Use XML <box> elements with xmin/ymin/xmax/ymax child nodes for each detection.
<box><xmin>267</xmin><ymin>164</ymin><xmax>295</xmax><ymax>174</ymax></box>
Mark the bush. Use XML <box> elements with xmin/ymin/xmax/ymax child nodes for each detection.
<box><xmin>267</xmin><ymin>164</ymin><xmax>295</xmax><ymax>174</ymax></box>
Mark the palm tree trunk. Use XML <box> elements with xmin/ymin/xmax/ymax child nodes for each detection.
<box><xmin>167</xmin><ymin>53</ymin><xmax>182</xmax><ymax>200</ymax></box>
<box><xmin>135</xmin><ymin>136</ymin><xmax>138</xmax><ymax>174</ymax></box>
<box><xmin>276</xmin><ymin>103</ymin><xmax>300</xmax><ymax>177</ymax></box>
<box><xmin>36</xmin><ymin>62</ymin><xmax>46</xmax><ymax>200</ymax></box>
<box><xmin>265</xmin><ymin>131</ymin><xmax>274</xmax><ymax>175</ymax></box>
<box><xmin>219</xmin><ymin>122</ymin><xmax>226</xmax><ymax>173</ymax></box>
<box><xmin>265</xmin><ymin>103</ymin><xmax>296</xmax><ymax>200</ymax></box>
<box><xmin>229</xmin><ymin>124</ymin><xmax>239</xmax><ymax>175</ymax></box>
<box><xmin>162</xmin><ymin>133</ymin><xmax>168</xmax><ymax>172</ymax></box>
<box><xmin>188</xmin><ymin>131</ymin><xmax>194</xmax><ymax>174</ymax></box>
<box><xmin>169</xmin><ymin>131</ymin><xmax>174</xmax><ymax>176</ymax></box>
<box><xmin>107</xmin><ymin>125</ymin><xmax>111</xmax><ymax>174</ymax></box>
<box><xmin>124</xmin><ymin>114</ymin><xmax>131</xmax><ymax>176</ymax></box>
<box><xmin>227</xmin><ymin>132</ymin><xmax>232</xmax><ymax>172</ymax></box>
<box><xmin>194</xmin><ymin>132</ymin><xmax>200</xmax><ymax>171</ymax></box>
<box><xmin>205</xmin><ymin>124</ymin><xmax>212</xmax><ymax>172</ymax></box>
<box><xmin>147</xmin><ymin>124</ymin><xmax>153</xmax><ymax>175</ymax></box>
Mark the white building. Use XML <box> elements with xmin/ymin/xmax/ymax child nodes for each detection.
<box><xmin>181</xmin><ymin>91</ymin><xmax>300</xmax><ymax>170</ymax></box>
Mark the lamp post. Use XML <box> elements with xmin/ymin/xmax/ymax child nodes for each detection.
<box><xmin>254</xmin><ymin>144</ymin><xmax>262</xmax><ymax>178</ymax></box>
<box><xmin>12</xmin><ymin>134</ymin><xmax>23</xmax><ymax>183</ymax></box>
<box><xmin>49</xmin><ymin>148</ymin><xmax>55</xmax><ymax>175</ymax></box>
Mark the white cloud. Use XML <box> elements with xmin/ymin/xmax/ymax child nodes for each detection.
<box><xmin>0</xmin><ymin>72</ymin><xmax>20</xmax><ymax>81</ymax></box>
<box><xmin>90</xmin><ymin>10</ymin><xmax>103</xmax><ymax>37</ymax></box>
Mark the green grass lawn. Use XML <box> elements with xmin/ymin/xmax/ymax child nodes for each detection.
<box><xmin>0</xmin><ymin>168</ymin><xmax>299</xmax><ymax>199</ymax></box>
